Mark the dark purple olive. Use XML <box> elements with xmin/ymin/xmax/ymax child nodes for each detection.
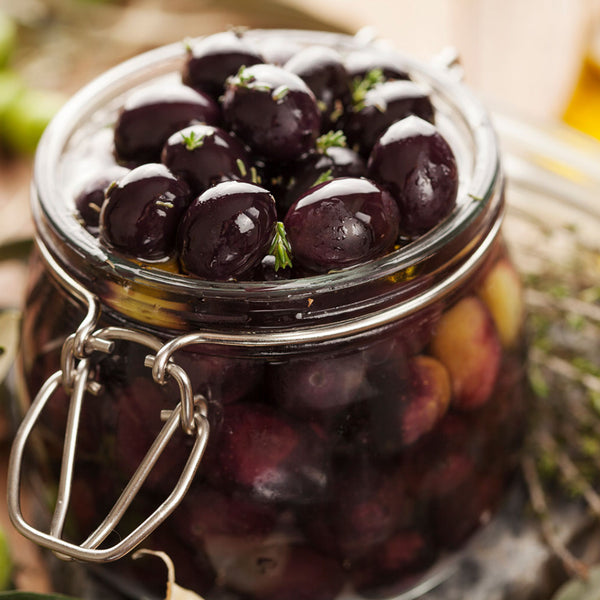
<box><xmin>284</xmin><ymin>177</ymin><xmax>399</xmax><ymax>273</ymax></box>
<box><xmin>74</xmin><ymin>164</ymin><xmax>129</xmax><ymax>232</ymax></box>
<box><xmin>182</xmin><ymin>31</ymin><xmax>264</xmax><ymax>99</ymax></box>
<box><xmin>345</xmin><ymin>80</ymin><xmax>434</xmax><ymax>155</ymax></box>
<box><xmin>222</xmin><ymin>64</ymin><xmax>321</xmax><ymax>162</ymax></box>
<box><xmin>99</xmin><ymin>163</ymin><xmax>190</xmax><ymax>261</ymax></box>
<box><xmin>114</xmin><ymin>83</ymin><xmax>220</xmax><ymax>163</ymax></box>
<box><xmin>161</xmin><ymin>124</ymin><xmax>250</xmax><ymax>195</ymax></box>
<box><xmin>430</xmin><ymin>472</ymin><xmax>503</xmax><ymax>549</ymax></box>
<box><xmin>257</xmin><ymin>37</ymin><xmax>303</xmax><ymax>66</ymax></box>
<box><xmin>173</xmin><ymin>486</ymin><xmax>279</xmax><ymax>543</ymax></box>
<box><xmin>300</xmin><ymin>459</ymin><xmax>408</xmax><ymax>562</ymax></box>
<box><xmin>281</xmin><ymin>141</ymin><xmax>366</xmax><ymax>217</ymax></box>
<box><xmin>345</xmin><ymin>50</ymin><xmax>410</xmax><ymax>82</ymax></box>
<box><xmin>350</xmin><ymin>529</ymin><xmax>433</xmax><ymax>595</ymax></box>
<box><xmin>284</xmin><ymin>46</ymin><xmax>352</xmax><ymax>131</ymax></box>
<box><xmin>174</xmin><ymin>349</ymin><xmax>264</xmax><ymax>405</ymax></box>
<box><xmin>368</xmin><ymin>116</ymin><xmax>458</xmax><ymax>237</ymax></box>
<box><xmin>368</xmin><ymin>354</ymin><xmax>451</xmax><ymax>455</ymax></box>
<box><xmin>177</xmin><ymin>180</ymin><xmax>277</xmax><ymax>280</ymax></box>
<box><xmin>267</xmin><ymin>352</ymin><xmax>367</xmax><ymax>419</ymax></box>
<box><xmin>211</xmin><ymin>403</ymin><xmax>330</xmax><ymax>503</ymax></box>
<box><xmin>115</xmin><ymin>377</ymin><xmax>191</xmax><ymax>492</ymax></box>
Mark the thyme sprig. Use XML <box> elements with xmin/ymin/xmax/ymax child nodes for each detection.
<box><xmin>519</xmin><ymin>221</ymin><xmax>600</xmax><ymax>578</ymax></box>
<box><xmin>316</xmin><ymin>130</ymin><xmax>347</xmax><ymax>154</ymax></box>
<box><xmin>351</xmin><ymin>68</ymin><xmax>385</xmax><ymax>111</ymax></box>
<box><xmin>268</xmin><ymin>221</ymin><xmax>292</xmax><ymax>271</ymax></box>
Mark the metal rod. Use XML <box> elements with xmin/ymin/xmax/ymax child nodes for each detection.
<box><xmin>7</xmin><ymin>372</ymin><xmax>64</xmax><ymax>544</ymax></box>
<box><xmin>81</xmin><ymin>403</ymin><xmax>182</xmax><ymax>550</ymax></box>
<box><xmin>49</xmin><ymin>359</ymin><xmax>90</xmax><ymax>541</ymax></box>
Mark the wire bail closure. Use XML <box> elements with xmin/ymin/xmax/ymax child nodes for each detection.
<box><xmin>7</xmin><ymin>242</ymin><xmax>210</xmax><ymax>563</ymax></box>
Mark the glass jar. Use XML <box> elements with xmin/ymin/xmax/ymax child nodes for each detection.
<box><xmin>11</xmin><ymin>30</ymin><xmax>527</xmax><ymax>600</ymax></box>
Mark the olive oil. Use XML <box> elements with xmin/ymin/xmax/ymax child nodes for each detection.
<box><xmin>563</xmin><ymin>20</ymin><xmax>600</xmax><ymax>141</ymax></box>
<box><xmin>564</xmin><ymin>54</ymin><xmax>600</xmax><ymax>140</ymax></box>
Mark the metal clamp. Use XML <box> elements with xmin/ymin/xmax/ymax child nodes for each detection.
<box><xmin>7</xmin><ymin>241</ymin><xmax>210</xmax><ymax>563</ymax></box>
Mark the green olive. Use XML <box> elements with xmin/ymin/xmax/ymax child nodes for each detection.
<box><xmin>0</xmin><ymin>70</ymin><xmax>24</xmax><ymax>119</ymax></box>
<box><xmin>0</xmin><ymin>12</ymin><xmax>16</xmax><ymax>69</ymax></box>
<box><xmin>1</xmin><ymin>87</ymin><xmax>64</xmax><ymax>155</ymax></box>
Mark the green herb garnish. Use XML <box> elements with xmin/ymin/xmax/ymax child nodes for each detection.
<box><xmin>236</xmin><ymin>158</ymin><xmax>247</xmax><ymax>177</ymax></box>
<box><xmin>272</xmin><ymin>85</ymin><xmax>289</xmax><ymax>101</ymax></box>
<box><xmin>235</xmin><ymin>65</ymin><xmax>254</xmax><ymax>87</ymax></box>
<box><xmin>316</xmin><ymin>130</ymin><xmax>346</xmax><ymax>154</ymax></box>
<box><xmin>106</xmin><ymin>180</ymin><xmax>118</xmax><ymax>194</ymax></box>
<box><xmin>250</xmin><ymin>166</ymin><xmax>261</xmax><ymax>185</ymax></box>
<box><xmin>351</xmin><ymin>68</ymin><xmax>385</xmax><ymax>110</ymax></box>
<box><xmin>268</xmin><ymin>221</ymin><xmax>292</xmax><ymax>271</ymax></box>
<box><xmin>312</xmin><ymin>168</ymin><xmax>333</xmax><ymax>187</ymax></box>
<box><xmin>181</xmin><ymin>130</ymin><xmax>206</xmax><ymax>151</ymax></box>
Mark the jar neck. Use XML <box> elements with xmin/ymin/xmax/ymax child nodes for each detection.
<box><xmin>31</xmin><ymin>29</ymin><xmax>504</xmax><ymax>339</ymax></box>
<box><xmin>34</xmin><ymin>174</ymin><xmax>505</xmax><ymax>339</ymax></box>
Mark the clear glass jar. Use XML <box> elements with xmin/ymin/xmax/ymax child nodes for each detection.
<box><xmin>13</xmin><ymin>30</ymin><xmax>527</xmax><ymax>600</ymax></box>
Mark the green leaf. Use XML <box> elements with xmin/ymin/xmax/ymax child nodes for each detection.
<box><xmin>316</xmin><ymin>130</ymin><xmax>346</xmax><ymax>154</ymax></box>
<box><xmin>249</xmin><ymin>166</ymin><xmax>261</xmax><ymax>185</ymax></box>
<box><xmin>180</xmin><ymin>130</ymin><xmax>205</xmax><ymax>151</ymax></box>
<box><xmin>236</xmin><ymin>158</ymin><xmax>247</xmax><ymax>177</ymax></box>
<box><xmin>0</xmin><ymin>528</ymin><xmax>10</xmax><ymax>591</ymax></box>
<box><xmin>0</xmin><ymin>13</ymin><xmax>17</xmax><ymax>69</ymax></box>
<box><xmin>312</xmin><ymin>168</ymin><xmax>333</xmax><ymax>187</ymax></box>
<box><xmin>351</xmin><ymin>68</ymin><xmax>384</xmax><ymax>110</ymax></box>
<box><xmin>528</xmin><ymin>364</ymin><xmax>549</xmax><ymax>398</ymax></box>
<box><xmin>234</xmin><ymin>65</ymin><xmax>255</xmax><ymax>88</ymax></box>
<box><xmin>268</xmin><ymin>222</ymin><xmax>292</xmax><ymax>271</ymax></box>
<box><xmin>552</xmin><ymin>564</ymin><xmax>600</xmax><ymax>600</ymax></box>
<box><xmin>467</xmin><ymin>192</ymin><xmax>484</xmax><ymax>202</ymax></box>
<box><xmin>271</xmin><ymin>85</ymin><xmax>289</xmax><ymax>101</ymax></box>
<box><xmin>572</xmin><ymin>356</ymin><xmax>600</xmax><ymax>378</ymax></box>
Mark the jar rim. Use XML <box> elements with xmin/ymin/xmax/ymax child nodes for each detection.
<box><xmin>32</xmin><ymin>29</ymin><xmax>500</xmax><ymax>300</ymax></box>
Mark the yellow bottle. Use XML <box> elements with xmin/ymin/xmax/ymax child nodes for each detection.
<box><xmin>563</xmin><ymin>8</ymin><xmax>600</xmax><ymax>140</ymax></box>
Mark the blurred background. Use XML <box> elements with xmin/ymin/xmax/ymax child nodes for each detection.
<box><xmin>0</xmin><ymin>0</ymin><xmax>598</xmax><ymax>225</ymax></box>
<box><xmin>0</xmin><ymin>0</ymin><xmax>599</xmax><ymax>593</ymax></box>
<box><xmin>0</xmin><ymin>0</ymin><xmax>595</xmax><ymax>299</ymax></box>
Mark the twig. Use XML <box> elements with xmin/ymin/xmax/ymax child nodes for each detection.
<box><xmin>521</xmin><ymin>455</ymin><xmax>589</xmax><ymax>579</ymax></box>
<box><xmin>537</xmin><ymin>430</ymin><xmax>600</xmax><ymax>519</ymax></box>
<box><xmin>525</xmin><ymin>288</ymin><xmax>600</xmax><ymax>324</ymax></box>
<box><xmin>529</xmin><ymin>347</ymin><xmax>600</xmax><ymax>393</ymax></box>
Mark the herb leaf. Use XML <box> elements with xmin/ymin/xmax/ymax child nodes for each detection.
<box><xmin>234</xmin><ymin>65</ymin><xmax>254</xmax><ymax>87</ymax></box>
<box><xmin>312</xmin><ymin>168</ymin><xmax>333</xmax><ymax>187</ymax></box>
<box><xmin>272</xmin><ymin>85</ymin><xmax>289</xmax><ymax>101</ymax></box>
<box><xmin>268</xmin><ymin>221</ymin><xmax>292</xmax><ymax>271</ymax></box>
<box><xmin>351</xmin><ymin>68</ymin><xmax>385</xmax><ymax>110</ymax></box>
<box><xmin>181</xmin><ymin>130</ymin><xmax>205</xmax><ymax>151</ymax></box>
<box><xmin>316</xmin><ymin>130</ymin><xmax>346</xmax><ymax>154</ymax></box>
<box><xmin>236</xmin><ymin>158</ymin><xmax>247</xmax><ymax>177</ymax></box>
